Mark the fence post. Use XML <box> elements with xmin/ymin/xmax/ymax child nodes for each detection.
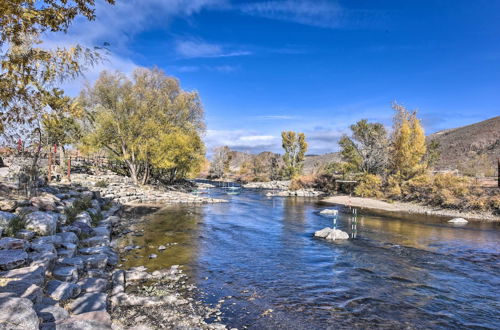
<box><xmin>67</xmin><ymin>156</ymin><xmax>71</xmax><ymax>182</ymax></box>
<box><xmin>48</xmin><ymin>152</ymin><xmax>52</xmax><ymax>183</ymax></box>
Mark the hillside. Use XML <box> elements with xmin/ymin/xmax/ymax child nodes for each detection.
<box><xmin>428</xmin><ymin>116</ymin><xmax>500</xmax><ymax>176</ymax></box>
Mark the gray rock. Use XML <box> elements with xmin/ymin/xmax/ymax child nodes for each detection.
<box><xmin>70</xmin><ymin>292</ymin><xmax>107</xmax><ymax>315</ymax></box>
<box><xmin>30</xmin><ymin>193</ymin><xmax>59</xmax><ymax>211</ymax></box>
<box><xmin>314</xmin><ymin>227</ymin><xmax>349</xmax><ymax>240</ymax></box>
<box><xmin>319</xmin><ymin>209</ymin><xmax>339</xmax><ymax>216</ymax></box>
<box><xmin>79</xmin><ymin>246</ymin><xmax>113</xmax><ymax>255</ymax></box>
<box><xmin>0</xmin><ymin>265</ymin><xmax>45</xmax><ymax>286</ymax></box>
<box><xmin>46</xmin><ymin>280</ymin><xmax>81</xmax><ymax>301</ymax></box>
<box><xmin>78</xmin><ymin>278</ymin><xmax>109</xmax><ymax>293</ymax></box>
<box><xmin>75</xmin><ymin>212</ymin><xmax>92</xmax><ymax>225</ymax></box>
<box><xmin>158</xmin><ymin>245</ymin><xmax>167</xmax><ymax>251</ymax></box>
<box><xmin>0</xmin><ymin>281</ymin><xmax>43</xmax><ymax>303</ymax></box>
<box><xmin>33</xmin><ymin>235</ymin><xmax>63</xmax><ymax>247</ymax></box>
<box><xmin>56</xmin><ymin>231</ymin><xmax>79</xmax><ymax>244</ymax></box>
<box><xmin>81</xmin><ymin>191</ymin><xmax>94</xmax><ymax>200</ymax></box>
<box><xmin>81</xmin><ymin>236</ymin><xmax>109</xmax><ymax>248</ymax></box>
<box><xmin>0</xmin><ymin>200</ymin><xmax>17</xmax><ymax>212</ymax></box>
<box><xmin>85</xmin><ymin>269</ymin><xmax>108</xmax><ymax>279</ymax></box>
<box><xmin>24</xmin><ymin>211</ymin><xmax>58</xmax><ymax>236</ymax></box>
<box><xmin>73</xmin><ymin>221</ymin><xmax>93</xmax><ymax>235</ymax></box>
<box><xmin>92</xmin><ymin>226</ymin><xmax>110</xmax><ymax>238</ymax></box>
<box><xmin>149</xmin><ymin>254</ymin><xmax>157</xmax><ymax>259</ymax></box>
<box><xmin>29</xmin><ymin>251</ymin><xmax>57</xmax><ymax>271</ymax></box>
<box><xmin>60</xmin><ymin>225</ymin><xmax>82</xmax><ymax>236</ymax></box>
<box><xmin>14</xmin><ymin>206</ymin><xmax>38</xmax><ymax>216</ymax></box>
<box><xmin>52</xmin><ymin>265</ymin><xmax>78</xmax><ymax>282</ymax></box>
<box><xmin>34</xmin><ymin>303</ymin><xmax>69</xmax><ymax>323</ymax></box>
<box><xmin>0</xmin><ymin>237</ymin><xmax>27</xmax><ymax>250</ymax></box>
<box><xmin>30</xmin><ymin>243</ymin><xmax>56</xmax><ymax>254</ymax></box>
<box><xmin>448</xmin><ymin>217</ymin><xmax>468</xmax><ymax>224</ymax></box>
<box><xmin>0</xmin><ymin>296</ymin><xmax>39</xmax><ymax>329</ymax></box>
<box><xmin>57</xmin><ymin>257</ymin><xmax>84</xmax><ymax>270</ymax></box>
<box><xmin>15</xmin><ymin>229</ymin><xmax>35</xmax><ymax>240</ymax></box>
<box><xmin>0</xmin><ymin>249</ymin><xmax>28</xmax><ymax>270</ymax></box>
<box><xmin>55</xmin><ymin>318</ymin><xmax>111</xmax><ymax>330</ymax></box>
<box><xmin>57</xmin><ymin>242</ymin><xmax>77</xmax><ymax>258</ymax></box>
<box><xmin>81</xmin><ymin>254</ymin><xmax>108</xmax><ymax>270</ymax></box>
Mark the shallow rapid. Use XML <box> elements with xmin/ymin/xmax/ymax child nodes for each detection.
<box><xmin>119</xmin><ymin>188</ymin><xmax>500</xmax><ymax>329</ymax></box>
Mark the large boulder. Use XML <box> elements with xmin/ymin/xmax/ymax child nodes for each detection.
<box><xmin>0</xmin><ymin>295</ymin><xmax>39</xmax><ymax>329</ymax></box>
<box><xmin>25</xmin><ymin>211</ymin><xmax>58</xmax><ymax>236</ymax></box>
<box><xmin>46</xmin><ymin>280</ymin><xmax>81</xmax><ymax>301</ymax></box>
<box><xmin>0</xmin><ymin>237</ymin><xmax>27</xmax><ymax>250</ymax></box>
<box><xmin>30</xmin><ymin>193</ymin><xmax>60</xmax><ymax>211</ymax></box>
<box><xmin>314</xmin><ymin>227</ymin><xmax>349</xmax><ymax>241</ymax></box>
<box><xmin>34</xmin><ymin>303</ymin><xmax>69</xmax><ymax>323</ymax></box>
<box><xmin>70</xmin><ymin>292</ymin><xmax>107</xmax><ymax>315</ymax></box>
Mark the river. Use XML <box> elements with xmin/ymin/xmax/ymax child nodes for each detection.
<box><xmin>118</xmin><ymin>188</ymin><xmax>500</xmax><ymax>329</ymax></box>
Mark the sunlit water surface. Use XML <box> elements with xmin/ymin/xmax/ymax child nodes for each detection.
<box><xmin>119</xmin><ymin>188</ymin><xmax>500</xmax><ymax>329</ymax></box>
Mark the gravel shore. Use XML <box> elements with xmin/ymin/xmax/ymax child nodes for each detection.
<box><xmin>322</xmin><ymin>195</ymin><xmax>500</xmax><ymax>222</ymax></box>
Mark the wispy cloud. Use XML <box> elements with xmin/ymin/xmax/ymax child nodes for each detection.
<box><xmin>175</xmin><ymin>39</ymin><xmax>251</xmax><ymax>58</ymax></box>
<box><xmin>239</xmin><ymin>0</ymin><xmax>343</xmax><ymax>29</ymax></box>
<box><xmin>254</xmin><ymin>115</ymin><xmax>298</xmax><ymax>120</ymax></box>
<box><xmin>205</xmin><ymin>130</ymin><xmax>279</xmax><ymax>153</ymax></box>
<box><xmin>237</xmin><ymin>0</ymin><xmax>386</xmax><ymax>29</ymax></box>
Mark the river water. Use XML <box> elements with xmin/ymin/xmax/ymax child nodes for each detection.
<box><xmin>119</xmin><ymin>188</ymin><xmax>500</xmax><ymax>329</ymax></box>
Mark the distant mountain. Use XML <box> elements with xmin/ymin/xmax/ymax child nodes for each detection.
<box><xmin>428</xmin><ymin>116</ymin><xmax>500</xmax><ymax>176</ymax></box>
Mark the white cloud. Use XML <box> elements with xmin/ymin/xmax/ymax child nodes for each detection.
<box><xmin>205</xmin><ymin>130</ymin><xmax>279</xmax><ymax>153</ymax></box>
<box><xmin>41</xmin><ymin>0</ymin><xmax>226</xmax><ymax>95</ymax></box>
<box><xmin>175</xmin><ymin>39</ymin><xmax>251</xmax><ymax>58</ymax></box>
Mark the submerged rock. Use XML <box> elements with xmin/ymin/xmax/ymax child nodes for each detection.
<box><xmin>314</xmin><ymin>227</ymin><xmax>349</xmax><ymax>241</ymax></box>
<box><xmin>448</xmin><ymin>217</ymin><xmax>468</xmax><ymax>224</ymax></box>
<box><xmin>319</xmin><ymin>209</ymin><xmax>338</xmax><ymax>216</ymax></box>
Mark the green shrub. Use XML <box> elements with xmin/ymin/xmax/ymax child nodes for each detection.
<box><xmin>354</xmin><ymin>174</ymin><xmax>383</xmax><ymax>198</ymax></box>
<box><xmin>64</xmin><ymin>197</ymin><xmax>93</xmax><ymax>224</ymax></box>
<box><xmin>95</xmin><ymin>180</ymin><xmax>109</xmax><ymax>188</ymax></box>
<box><xmin>4</xmin><ymin>216</ymin><xmax>25</xmax><ymax>237</ymax></box>
<box><xmin>89</xmin><ymin>210</ymin><xmax>103</xmax><ymax>227</ymax></box>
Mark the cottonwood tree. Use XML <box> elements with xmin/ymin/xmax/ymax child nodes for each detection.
<box><xmin>209</xmin><ymin>146</ymin><xmax>232</xmax><ymax>179</ymax></box>
<box><xmin>281</xmin><ymin>131</ymin><xmax>307</xmax><ymax>179</ymax></box>
<box><xmin>0</xmin><ymin>0</ymin><xmax>115</xmax><ymax>132</ymax></box>
<box><xmin>390</xmin><ymin>102</ymin><xmax>427</xmax><ymax>180</ymax></box>
<box><xmin>339</xmin><ymin>119</ymin><xmax>389</xmax><ymax>175</ymax></box>
<box><xmin>80</xmin><ymin>68</ymin><xmax>206</xmax><ymax>185</ymax></box>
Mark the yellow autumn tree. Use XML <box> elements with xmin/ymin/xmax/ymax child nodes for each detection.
<box><xmin>390</xmin><ymin>102</ymin><xmax>427</xmax><ymax>180</ymax></box>
<box><xmin>80</xmin><ymin>68</ymin><xmax>205</xmax><ymax>185</ymax></box>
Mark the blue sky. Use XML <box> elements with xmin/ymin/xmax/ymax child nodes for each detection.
<box><xmin>52</xmin><ymin>0</ymin><xmax>500</xmax><ymax>154</ymax></box>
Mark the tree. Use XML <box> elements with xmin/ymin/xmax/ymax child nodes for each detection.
<box><xmin>0</xmin><ymin>0</ymin><xmax>114</xmax><ymax>130</ymax></box>
<box><xmin>209</xmin><ymin>146</ymin><xmax>232</xmax><ymax>179</ymax></box>
<box><xmin>80</xmin><ymin>68</ymin><xmax>205</xmax><ymax>185</ymax></box>
<box><xmin>339</xmin><ymin>119</ymin><xmax>389</xmax><ymax>175</ymax></box>
<box><xmin>390</xmin><ymin>102</ymin><xmax>427</xmax><ymax>180</ymax></box>
<box><xmin>281</xmin><ymin>131</ymin><xmax>307</xmax><ymax>179</ymax></box>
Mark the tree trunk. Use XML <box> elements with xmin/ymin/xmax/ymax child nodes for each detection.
<box><xmin>141</xmin><ymin>164</ymin><xmax>150</xmax><ymax>185</ymax></box>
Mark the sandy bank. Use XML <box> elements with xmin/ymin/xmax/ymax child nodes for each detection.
<box><xmin>321</xmin><ymin>195</ymin><xmax>500</xmax><ymax>222</ymax></box>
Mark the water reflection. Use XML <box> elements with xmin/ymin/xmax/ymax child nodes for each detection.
<box><xmin>118</xmin><ymin>189</ymin><xmax>500</xmax><ymax>329</ymax></box>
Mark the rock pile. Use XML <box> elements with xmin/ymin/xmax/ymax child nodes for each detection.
<box><xmin>243</xmin><ymin>180</ymin><xmax>291</xmax><ymax>190</ymax></box>
<box><xmin>266</xmin><ymin>189</ymin><xmax>324</xmax><ymax>197</ymax></box>
<box><xmin>0</xmin><ymin>186</ymin><xmax>121</xmax><ymax>329</ymax></box>
<box><xmin>69</xmin><ymin>174</ymin><xmax>226</xmax><ymax>205</ymax></box>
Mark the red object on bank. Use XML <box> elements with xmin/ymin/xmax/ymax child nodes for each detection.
<box><xmin>17</xmin><ymin>139</ymin><xmax>22</xmax><ymax>152</ymax></box>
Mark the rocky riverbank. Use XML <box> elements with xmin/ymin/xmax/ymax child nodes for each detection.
<box><xmin>322</xmin><ymin>195</ymin><xmax>500</xmax><ymax>222</ymax></box>
<box><xmin>70</xmin><ymin>174</ymin><xmax>227</xmax><ymax>205</ymax></box>
<box><xmin>243</xmin><ymin>180</ymin><xmax>324</xmax><ymax>197</ymax></box>
<box><xmin>0</xmin><ymin>172</ymin><xmax>229</xmax><ymax>329</ymax></box>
